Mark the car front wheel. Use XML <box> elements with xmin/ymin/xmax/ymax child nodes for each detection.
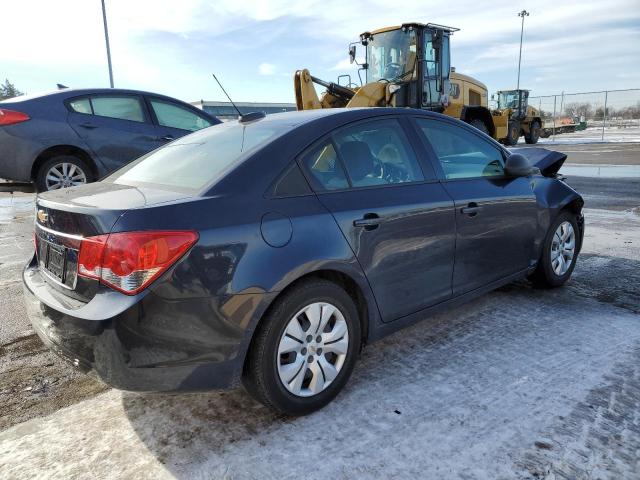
<box><xmin>243</xmin><ymin>279</ymin><xmax>361</xmax><ymax>415</ymax></box>
<box><xmin>530</xmin><ymin>210</ymin><xmax>580</xmax><ymax>288</ymax></box>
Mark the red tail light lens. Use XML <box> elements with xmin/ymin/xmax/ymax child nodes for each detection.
<box><xmin>0</xmin><ymin>108</ymin><xmax>30</xmax><ymax>126</ymax></box>
<box><xmin>77</xmin><ymin>231</ymin><xmax>198</xmax><ymax>294</ymax></box>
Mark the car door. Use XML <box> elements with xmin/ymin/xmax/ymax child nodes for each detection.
<box><xmin>299</xmin><ymin>117</ymin><xmax>456</xmax><ymax>323</ymax></box>
<box><xmin>146</xmin><ymin>97</ymin><xmax>215</xmax><ymax>144</ymax></box>
<box><xmin>67</xmin><ymin>94</ymin><xmax>162</xmax><ymax>173</ymax></box>
<box><xmin>414</xmin><ymin>117</ymin><xmax>538</xmax><ymax>295</ymax></box>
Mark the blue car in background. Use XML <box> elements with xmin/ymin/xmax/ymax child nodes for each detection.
<box><xmin>0</xmin><ymin>88</ymin><xmax>220</xmax><ymax>191</ymax></box>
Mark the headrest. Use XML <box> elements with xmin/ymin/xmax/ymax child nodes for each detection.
<box><xmin>340</xmin><ymin>141</ymin><xmax>375</xmax><ymax>181</ymax></box>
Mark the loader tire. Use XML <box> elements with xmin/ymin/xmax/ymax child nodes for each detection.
<box><xmin>504</xmin><ymin>121</ymin><xmax>520</xmax><ymax>146</ymax></box>
<box><xmin>525</xmin><ymin>121</ymin><xmax>541</xmax><ymax>144</ymax></box>
<box><xmin>469</xmin><ymin>118</ymin><xmax>490</xmax><ymax>136</ymax></box>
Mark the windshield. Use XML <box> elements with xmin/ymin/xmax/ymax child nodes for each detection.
<box><xmin>105</xmin><ymin>121</ymin><xmax>286</xmax><ymax>192</ymax></box>
<box><xmin>366</xmin><ymin>29</ymin><xmax>417</xmax><ymax>83</ymax></box>
<box><xmin>499</xmin><ymin>90</ymin><xmax>527</xmax><ymax>109</ymax></box>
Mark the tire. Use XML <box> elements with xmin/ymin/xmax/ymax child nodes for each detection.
<box><xmin>530</xmin><ymin>211</ymin><xmax>580</xmax><ymax>288</ymax></box>
<box><xmin>469</xmin><ymin>118</ymin><xmax>490</xmax><ymax>136</ymax></box>
<box><xmin>504</xmin><ymin>121</ymin><xmax>520</xmax><ymax>146</ymax></box>
<box><xmin>243</xmin><ymin>279</ymin><xmax>361</xmax><ymax>415</ymax></box>
<box><xmin>35</xmin><ymin>155</ymin><xmax>93</xmax><ymax>192</ymax></box>
<box><xmin>525</xmin><ymin>121</ymin><xmax>541</xmax><ymax>144</ymax></box>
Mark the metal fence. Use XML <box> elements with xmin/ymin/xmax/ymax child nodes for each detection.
<box><xmin>526</xmin><ymin>88</ymin><xmax>640</xmax><ymax>142</ymax></box>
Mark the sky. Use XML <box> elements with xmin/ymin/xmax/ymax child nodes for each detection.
<box><xmin>2</xmin><ymin>0</ymin><xmax>640</xmax><ymax>105</ymax></box>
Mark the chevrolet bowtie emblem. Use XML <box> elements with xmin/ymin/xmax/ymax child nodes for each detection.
<box><xmin>37</xmin><ymin>209</ymin><xmax>48</xmax><ymax>223</ymax></box>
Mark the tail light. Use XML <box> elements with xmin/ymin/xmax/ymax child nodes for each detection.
<box><xmin>77</xmin><ymin>231</ymin><xmax>198</xmax><ymax>295</ymax></box>
<box><xmin>0</xmin><ymin>108</ymin><xmax>30</xmax><ymax>126</ymax></box>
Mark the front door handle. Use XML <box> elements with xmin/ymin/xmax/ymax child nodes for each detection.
<box><xmin>461</xmin><ymin>202</ymin><xmax>482</xmax><ymax>217</ymax></box>
<box><xmin>354</xmin><ymin>213</ymin><xmax>382</xmax><ymax>230</ymax></box>
<box><xmin>158</xmin><ymin>134</ymin><xmax>175</xmax><ymax>142</ymax></box>
<box><xmin>79</xmin><ymin>122</ymin><xmax>97</xmax><ymax>129</ymax></box>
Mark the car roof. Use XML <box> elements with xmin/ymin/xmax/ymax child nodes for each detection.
<box><xmin>1</xmin><ymin>87</ymin><xmax>193</xmax><ymax>104</ymax></box>
<box><xmin>236</xmin><ymin>107</ymin><xmax>445</xmax><ymax>129</ymax></box>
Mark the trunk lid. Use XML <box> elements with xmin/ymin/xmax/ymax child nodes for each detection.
<box><xmin>34</xmin><ymin>182</ymin><xmax>193</xmax><ymax>298</ymax></box>
<box><xmin>511</xmin><ymin>147</ymin><xmax>567</xmax><ymax>177</ymax></box>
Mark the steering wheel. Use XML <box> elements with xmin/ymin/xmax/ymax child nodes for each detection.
<box><xmin>384</xmin><ymin>62</ymin><xmax>403</xmax><ymax>79</ymax></box>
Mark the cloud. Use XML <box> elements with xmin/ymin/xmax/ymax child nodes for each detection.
<box><xmin>258</xmin><ymin>62</ymin><xmax>276</xmax><ymax>75</ymax></box>
<box><xmin>2</xmin><ymin>0</ymin><xmax>639</xmax><ymax>102</ymax></box>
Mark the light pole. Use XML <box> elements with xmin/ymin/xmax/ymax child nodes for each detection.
<box><xmin>516</xmin><ymin>9</ymin><xmax>529</xmax><ymax>90</ymax></box>
<box><xmin>101</xmin><ymin>0</ymin><xmax>114</xmax><ymax>88</ymax></box>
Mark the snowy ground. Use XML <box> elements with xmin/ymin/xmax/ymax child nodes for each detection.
<box><xmin>0</xmin><ymin>149</ymin><xmax>639</xmax><ymax>479</ymax></box>
<box><xmin>523</xmin><ymin>125</ymin><xmax>640</xmax><ymax>145</ymax></box>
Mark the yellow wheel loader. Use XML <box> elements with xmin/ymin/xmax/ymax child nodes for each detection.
<box><xmin>492</xmin><ymin>89</ymin><xmax>543</xmax><ymax>145</ymax></box>
<box><xmin>294</xmin><ymin>23</ymin><xmax>497</xmax><ymax>139</ymax></box>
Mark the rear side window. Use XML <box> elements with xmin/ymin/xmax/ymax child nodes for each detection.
<box><xmin>106</xmin><ymin>121</ymin><xmax>286</xmax><ymax>191</ymax></box>
<box><xmin>69</xmin><ymin>97</ymin><xmax>92</xmax><ymax>114</ymax></box>
<box><xmin>416</xmin><ymin>119</ymin><xmax>504</xmax><ymax>179</ymax></box>
<box><xmin>299</xmin><ymin>142</ymin><xmax>349</xmax><ymax>191</ymax></box>
<box><xmin>333</xmin><ymin>119</ymin><xmax>424</xmax><ymax>187</ymax></box>
<box><xmin>91</xmin><ymin>96</ymin><xmax>145</xmax><ymax>123</ymax></box>
<box><xmin>150</xmin><ymin>99</ymin><xmax>212</xmax><ymax>131</ymax></box>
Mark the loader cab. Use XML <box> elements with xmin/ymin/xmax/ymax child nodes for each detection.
<box><xmin>360</xmin><ymin>23</ymin><xmax>458</xmax><ymax>111</ymax></box>
<box><xmin>497</xmin><ymin>89</ymin><xmax>530</xmax><ymax>120</ymax></box>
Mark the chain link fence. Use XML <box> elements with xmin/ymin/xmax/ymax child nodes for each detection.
<box><xmin>527</xmin><ymin>89</ymin><xmax>640</xmax><ymax>142</ymax></box>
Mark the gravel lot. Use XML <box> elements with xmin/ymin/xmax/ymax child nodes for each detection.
<box><xmin>0</xmin><ymin>144</ymin><xmax>638</xmax><ymax>479</ymax></box>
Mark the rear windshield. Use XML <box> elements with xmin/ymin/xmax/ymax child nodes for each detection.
<box><xmin>105</xmin><ymin>121</ymin><xmax>286</xmax><ymax>192</ymax></box>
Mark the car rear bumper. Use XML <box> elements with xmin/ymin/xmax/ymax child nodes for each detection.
<box><xmin>23</xmin><ymin>257</ymin><xmax>272</xmax><ymax>392</ymax></box>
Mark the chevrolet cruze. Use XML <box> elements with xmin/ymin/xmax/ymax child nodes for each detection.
<box><xmin>23</xmin><ymin>108</ymin><xmax>584</xmax><ymax>415</ymax></box>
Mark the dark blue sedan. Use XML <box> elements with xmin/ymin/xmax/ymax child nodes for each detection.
<box><xmin>0</xmin><ymin>88</ymin><xmax>219</xmax><ymax>191</ymax></box>
<box><xmin>23</xmin><ymin>108</ymin><xmax>584</xmax><ymax>415</ymax></box>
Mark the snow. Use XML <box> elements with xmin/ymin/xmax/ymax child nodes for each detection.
<box><xmin>1</xmin><ymin>209</ymin><xmax>639</xmax><ymax>479</ymax></box>
<box><xmin>526</xmin><ymin>125</ymin><xmax>640</xmax><ymax>145</ymax></box>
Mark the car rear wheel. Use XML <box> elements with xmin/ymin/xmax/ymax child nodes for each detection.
<box><xmin>36</xmin><ymin>155</ymin><xmax>92</xmax><ymax>192</ymax></box>
<box><xmin>530</xmin><ymin>211</ymin><xmax>580</xmax><ymax>288</ymax></box>
<box><xmin>243</xmin><ymin>279</ymin><xmax>361</xmax><ymax>415</ymax></box>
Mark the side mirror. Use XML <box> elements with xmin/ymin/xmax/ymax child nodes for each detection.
<box><xmin>349</xmin><ymin>45</ymin><xmax>356</xmax><ymax>64</ymax></box>
<box><xmin>505</xmin><ymin>153</ymin><xmax>534</xmax><ymax>177</ymax></box>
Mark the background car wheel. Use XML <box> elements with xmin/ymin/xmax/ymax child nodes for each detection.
<box><xmin>243</xmin><ymin>279</ymin><xmax>361</xmax><ymax>416</ymax></box>
<box><xmin>469</xmin><ymin>118</ymin><xmax>490</xmax><ymax>135</ymax></box>
<box><xmin>36</xmin><ymin>155</ymin><xmax>93</xmax><ymax>192</ymax></box>
<box><xmin>525</xmin><ymin>121</ymin><xmax>541</xmax><ymax>144</ymax></box>
<box><xmin>530</xmin><ymin>210</ymin><xmax>580</xmax><ymax>288</ymax></box>
<box><xmin>504</xmin><ymin>121</ymin><xmax>520</xmax><ymax>146</ymax></box>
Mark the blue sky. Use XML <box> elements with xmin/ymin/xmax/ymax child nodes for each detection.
<box><xmin>2</xmin><ymin>0</ymin><xmax>640</xmax><ymax>104</ymax></box>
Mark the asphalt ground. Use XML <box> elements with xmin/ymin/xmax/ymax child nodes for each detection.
<box><xmin>0</xmin><ymin>143</ymin><xmax>638</xmax><ymax>478</ymax></box>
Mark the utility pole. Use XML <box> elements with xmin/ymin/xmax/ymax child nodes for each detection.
<box><xmin>516</xmin><ymin>9</ymin><xmax>529</xmax><ymax>90</ymax></box>
<box><xmin>101</xmin><ymin>0</ymin><xmax>114</xmax><ymax>88</ymax></box>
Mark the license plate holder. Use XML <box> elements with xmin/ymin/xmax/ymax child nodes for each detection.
<box><xmin>46</xmin><ymin>243</ymin><xmax>66</xmax><ymax>281</ymax></box>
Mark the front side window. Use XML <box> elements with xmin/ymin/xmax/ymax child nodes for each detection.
<box><xmin>150</xmin><ymin>99</ymin><xmax>212</xmax><ymax>131</ymax></box>
<box><xmin>106</xmin><ymin>121</ymin><xmax>286</xmax><ymax>191</ymax></box>
<box><xmin>333</xmin><ymin>119</ymin><xmax>424</xmax><ymax>187</ymax></box>
<box><xmin>91</xmin><ymin>96</ymin><xmax>145</xmax><ymax>123</ymax></box>
<box><xmin>416</xmin><ymin>119</ymin><xmax>505</xmax><ymax>179</ymax></box>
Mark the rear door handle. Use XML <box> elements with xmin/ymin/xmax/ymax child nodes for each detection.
<box><xmin>79</xmin><ymin>122</ymin><xmax>97</xmax><ymax>129</ymax></box>
<box><xmin>353</xmin><ymin>213</ymin><xmax>382</xmax><ymax>230</ymax></box>
<box><xmin>461</xmin><ymin>202</ymin><xmax>482</xmax><ymax>216</ymax></box>
<box><xmin>158</xmin><ymin>135</ymin><xmax>175</xmax><ymax>142</ymax></box>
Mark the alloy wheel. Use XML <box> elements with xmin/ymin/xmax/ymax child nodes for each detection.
<box><xmin>45</xmin><ymin>162</ymin><xmax>87</xmax><ymax>190</ymax></box>
<box><xmin>277</xmin><ymin>302</ymin><xmax>349</xmax><ymax>397</ymax></box>
<box><xmin>550</xmin><ymin>221</ymin><xmax>575</xmax><ymax>276</ymax></box>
